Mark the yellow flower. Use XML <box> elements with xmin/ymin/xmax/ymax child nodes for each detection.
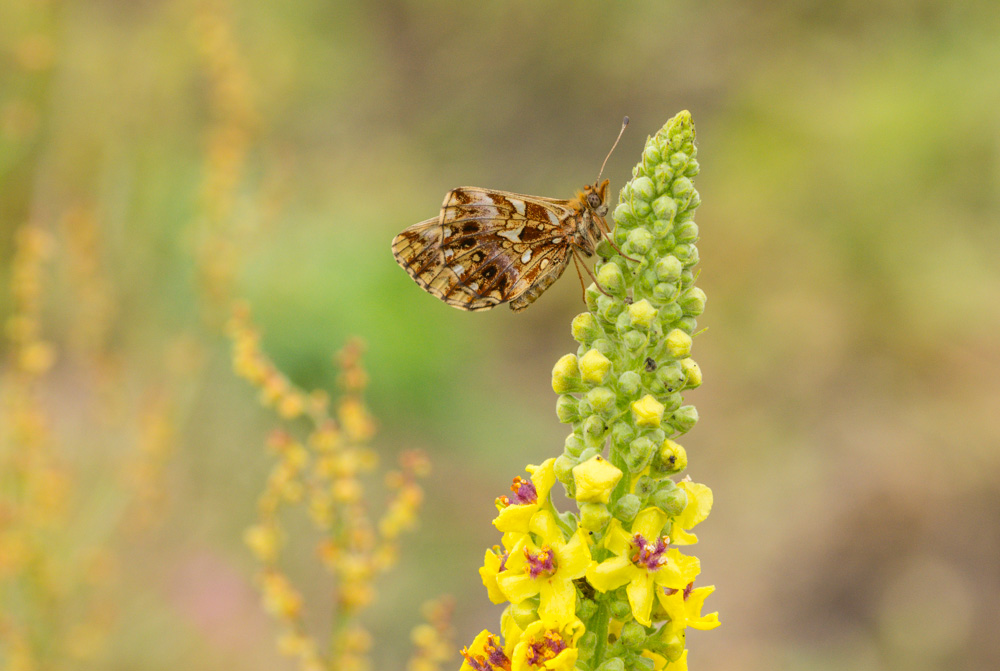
<box><xmin>668</xmin><ymin>480</ymin><xmax>713</xmax><ymax>545</ymax></box>
<box><xmin>480</xmin><ymin>531</ymin><xmax>525</xmax><ymax>604</ymax></box>
<box><xmin>578</xmin><ymin>349</ymin><xmax>612</xmax><ymax>384</ymax></box>
<box><xmin>460</xmin><ymin>630</ymin><xmax>511</xmax><ymax>671</ymax></box>
<box><xmin>494</xmin><ymin>459</ymin><xmax>556</xmax><ymax>533</ymax></box>
<box><xmin>496</xmin><ymin>510</ymin><xmax>592</xmax><ymax>627</ymax></box>
<box><xmin>511</xmin><ymin>618</ymin><xmax>584</xmax><ymax>671</ymax></box>
<box><xmin>572</xmin><ymin>455</ymin><xmax>623</xmax><ymax>504</ymax></box>
<box><xmin>657</xmin><ymin>583</ymin><xmax>720</xmax><ymax>636</ymax></box>
<box><xmin>585</xmin><ymin>508</ymin><xmax>700</xmax><ymax>626</ymax></box>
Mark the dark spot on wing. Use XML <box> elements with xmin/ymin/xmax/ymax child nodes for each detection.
<box><xmin>462</xmin><ymin>223</ymin><xmax>480</xmax><ymax>234</ymax></box>
<box><xmin>482</xmin><ymin>265</ymin><xmax>498</xmax><ymax>280</ymax></box>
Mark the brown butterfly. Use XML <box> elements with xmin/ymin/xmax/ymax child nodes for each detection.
<box><xmin>392</xmin><ymin>119</ymin><xmax>629</xmax><ymax>312</ymax></box>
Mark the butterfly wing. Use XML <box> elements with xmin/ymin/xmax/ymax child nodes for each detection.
<box><xmin>392</xmin><ymin>187</ymin><xmax>579</xmax><ymax>311</ymax></box>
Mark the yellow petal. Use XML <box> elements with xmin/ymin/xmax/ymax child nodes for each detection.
<box><xmin>586</xmin><ymin>555</ymin><xmax>635</xmax><ymax>592</ymax></box>
<box><xmin>632</xmin><ymin>507</ymin><xmax>668</xmax><ymax>541</ymax></box>
<box><xmin>632</xmin><ymin>394</ymin><xmax>665</xmax><ymax>428</ymax></box>
<box><xmin>572</xmin><ymin>455</ymin><xmax>623</xmax><ymax>504</ymax></box>
<box><xmin>627</xmin><ymin>572</ymin><xmax>656</xmax><ymax>626</ymax></box>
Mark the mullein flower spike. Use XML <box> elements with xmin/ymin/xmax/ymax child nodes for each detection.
<box><xmin>464</xmin><ymin>112</ymin><xmax>719</xmax><ymax>671</ymax></box>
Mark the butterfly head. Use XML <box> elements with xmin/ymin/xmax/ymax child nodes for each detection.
<box><xmin>583</xmin><ymin>179</ymin><xmax>610</xmax><ymax>216</ymax></box>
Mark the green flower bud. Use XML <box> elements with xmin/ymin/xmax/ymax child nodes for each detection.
<box><xmin>564</xmin><ymin>432</ymin><xmax>585</xmax><ymax>457</ymax></box>
<box><xmin>653</xmin><ymin>282</ymin><xmax>676</xmax><ymax>302</ymax></box>
<box><xmin>572</xmin><ymin>312</ymin><xmax>601</xmax><ymax>344</ymax></box>
<box><xmin>622</xmin><ymin>330</ymin><xmax>647</xmax><ymax>353</ymax></box>
<box><xmin>620</xmin><ymin>621</ymin><xmax>647</xmax><ymax>650</ymax></box>
<box><xmin>596</xmin><ymin>657</ymin><xmax>626</xmax><ymax>671</ymax></box>
<box><xmin>510</xmin><ymin>600</ymin><xmax>539</xmax><ymax>630</ymax></box>
<box><xmin>554</xmin><ymin>454</ymin><xmax>576</xmax><ymax>484</ymax></box>
<box><xmin>611</xmin><ymin>420</ymin><xmax>635</xmax><ymax>449</ymax></box>
<box><xmin>656</xmin><ymin>255</ymin><xmax>683</xmax><ymax>282</ymax></box>
<box><xmin>676</xmin><ymin>316</ymin><xmax>697</xmax><ymax>333</ymax></box>
<box><xmin>626</xmin><ymin>436</ymin><xmax>655</xmax><ymax>473</ymax></box>
<box><xmin>632</xmin><ymin>475</ymin><xmax>655</xmax><ymax>498</ymax></box>
<box><xmin>615</xmin><ymin>310</ymin><xmax>632</xmax><ymax>334</ymax></box>
<box><xmin>656</xmin><ymin>362</ymin><xmax>685</xmax><ymax>392</ymax></box>
<box><xmin>597</xmin><ymin>294</ymin><xmax>624</xmax><ymax>322</ymax></box>
<box><xmin>586</xmin><ymin>386</ymin><xmax>616</xmax><ymax>415</ymax></box>
<box><xmin>613</xmin><ymin>493</ymin><xmax>640</xmax><ymax>523</ymax></box>
<box><xmin>652</xmin><ymin>485</ymin><xmax>687</xmax><ymax>516</ymax></box>
<box><xmin>556</xmin><ymin>395</ymin><xmax>579</xmax><ymax>423</ymax></box>
<box><xmin>612</xmin><ymin>202</ymin><xmax>637</xmax><ymax>228</ymax></box>
<box><xmin>552</xmin><ymin>353</ymin><xmax>583</xmax><ymax>393</ymax></box>
<box><xmin>672</xmin><ymin>243</ymin><xmax>695</xmax><ymax>265</ymax></box>
<box><xmin>656</xmin><ymin>439</ymin><xmax>688</xmax><ymax>474</ymax></box>
<box><xmin>680</xmin><ymin>358</ymin><xmax>702</xmax><ymax>388</ymax></box>
<box><xmin>685</xmin><ymin>157</ymin><xmax>700</xmax><ymax>177</ymax></box>
<box><xmin>651</xmin><ymin>218</ymin><xmax>673</xmax><ymax>239</ymax></box>
<box><xmin>658</xmin><ymin>302</ymin><xmax>683</xmax><ymax>325</ymax></box>
<box><xmin>665</xmin><ymin>329</ymin><xmax>692</xmax><ymax>358</ymax></box>
<box><xmin>675</xmin><ymin>220</ymin><xmax>699</xmax><ymax>243</ymax></box>
<box><xmin>577</xmin><ymin>397</ymin><xmax>593</xmax><ymax>417</ymax></box>
<box><xmin>590</xmin><ymin>337</ymin><xmax>614</xmax><ymax>357</ymax></box>
<box><xmin>579</xmin><ymin>502</ymin><xmax>611</xmax><ymax>531</ymax></box>
<box><xmin>626</xmin><ymin>227</ymin><xmax>654</xmax><ymax>255</ymax></box>
<box><xmin>669</xmin><ymin>152</ymin><xmax>690</xmax><ymax>171</ymax></box>
<box><xmin>578</xmin><ymin>447</ymin><xmax>601</xmax><ymax>463</ymax></box>
<box><xmin>579</xmin><ymin>348</ymin><xmax>612</xmax><ymax>384</ymax></box>
<box><xmin>597</xmin><ymin>262</ymin><xmax>625</xmax><ymax>295</ymax></box>
<box><xmin>670</xmin><ymin>405</ymin><xmax>699</xmax><ymax>434</ymax></box>
<box><xmin>632</xmin><ymin>175</ymin><xmax>655</xmax><ymax>201</ymax></box>
<box><xmin>617</xmin><ymin>371</ymin><xmax>642</xmax><ymax>399</ymax></box>
<box><xmin>586</xmin><ymin>285</ymin><xmax>602</xmax><ymax>312</ymax></box>
<box><xmin>577</xmin><ymin>598</ymin><xmax>598</xmax><ymax>622</ymax></box>
<box><xmin>652</xmin><ymin>194</ymin><xmax>678</xmax><ymax>223</ymax></box>
<box><xmin>642</xmin><ymin>143</ymin><xmax>661</xmax><ymax>167</ymax></box>
<box><xmin>608</xmin><ymin>595</ymin><xmax>633</xmax><ymax>622</ymax></box>
<box><xmin>653</xmin><ymin>163</ymin><xmax>674</xmax><ymax>188</ymax></box>
<box><xmin>680</xmin><ymin>287</ymin><xmax>707</xmax><ymax>316</ymax></box>
<box><xmin>661</xmin><ymin>392</ymin><xmax>683</xmax><ymax>413</ymax></box>
<box><xmin>583</xmin><ymin>414</ymin><xmax>606</xmax><ymax>441</ymax></box>
<box><xmin>688</xmin><ymin>190</ymin><xmax>702</xmax><ymax>210</ymax></box>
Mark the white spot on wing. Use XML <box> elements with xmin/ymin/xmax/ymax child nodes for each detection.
<box><xmin>510</xmin><ymin>199</ymin><xmax>526</xmax><ymax>216</ymax></box>
<box><xmin>521</xmin><ymin>250</ymin><xmax>532</xmax><ymax>263</ymax></box>
<box><xmin>497</xmin><ymin>225</ymin><xmax>525</xmax><ymax>243</ymax></box>
<box><xmin>546</xmin><ymin>210</ymin><xmax>560</xmax><ymax>226</ymax></box>
<box><xmin>451</xmin><ymin>264</ymin><xmax>465</xmax><ymax>275</ymax></box>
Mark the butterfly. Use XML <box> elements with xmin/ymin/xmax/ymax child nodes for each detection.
<box><xmin>392</xmin><ymin>118</ymin><xmax>630</xmax><ymax>312</ymax></box>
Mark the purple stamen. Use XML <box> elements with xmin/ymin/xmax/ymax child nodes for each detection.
<box><xmin>525</xmin><ymin>546</ymin><xmax>556</xmax><ymax>579</ymax></box>
<box><xmin>631</xmin><ymin>533</ymin><xmax>669</xmax><ymax>571</ymax></box>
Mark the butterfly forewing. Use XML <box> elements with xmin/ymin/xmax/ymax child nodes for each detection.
<box><xmin>392</xmin><ymin>186</ymin><xmax>586</xmax><ymax>312</ymax></box>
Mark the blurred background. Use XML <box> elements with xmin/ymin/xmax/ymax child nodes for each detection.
<box><xmin>2</xmin><ymin>0</ymin><xmax>999</xmax><ymax>669</ymax></box>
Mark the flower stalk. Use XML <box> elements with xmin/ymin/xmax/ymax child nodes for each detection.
<box><xmin>462</xmin><ymin>112</ymin><xmax>719</xmax><ymax>671</ymax></box>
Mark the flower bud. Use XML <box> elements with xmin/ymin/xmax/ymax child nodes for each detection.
<box><xmin>551</xmin><ymin>353</ymin><xmax>582</xmax><ymax>393</ymax></box>
<box><xmin>577</xmin><ymin>631</ymin><xmax>598</xmax><ymax>660</ymax></box>
<box><xmin>652</xmin><ymin>194</ymin><xmax>678</xmax><ymax>222</ymax></box>
<box><xmin>586</xmin><ymin>386</ymin><xmax>616</xmax><ymax>415</ymax></box>
<box><xmin>613</xmin><ymin>202</ymin><xmax>637</xmax><ymax>228</ymax></box>
<box><xmin>676</xmin><ymin>316</ymin><xmax>697</xmax><ymax>333</ymax></box>
<box><xmin>653</xmin><ymin>163</ymin><xmax>674</xmax><ymax>187</ymax></box>
<box><xmin>656</xmin><ymin>362</ymin><xmax>685</xmax><ymax>392</ymax></box>
<box><xmin>671</xmin><ymin>176</ymin><xmax>694</xmax><ymax>206</ymax></box>
<box><xmin>572</xmin><ymin>455</ymin><xmax>623</xmax><ymax>504</ymax></box>
<box><xmin>672</xmin><ymin>243</ymin><xmax>695</xmax><ymax>264</ymax></box>
<box><xmin>611</xmin><ymin>421</ymin><xmax>635</xmax><ymax>449</ymax></box>
<box><xmin>564</xmin><ymin>432</ymin><xmax>585</xmax><ymax>456</ymax></box>
<box><xmin>616</xmin><ymin>371</ymin><xmax>641</xmax><ymax>399</ymax></box>
<box><xmin>620</xmin><ymin>621</ymin><xmax>647</xmax><ymax>649</ymax></box>
<box><xmin>572</xmin><ymin>312</ymin><xmax>601</xmax><ymax>344</ymax></box>
<box><xmin>658</xmin><ymin>302</ymin><xmax>682</xmax><ymax>325</ymax></box>
<box><xmin>656</xmin><ymin>439</ymin><xmax>688</xmax><ymax>474</ymax></box>
<box><xmin>680</xmin><ymin>287</ymin><xmax>707</xmax><ymax>316</ymax></box>
<box><xmin>632</xmin><ymin>475</ymin><xmax>655</xmax><ymax>498</ymax></box>
<box><xmin>597</xmin><ymin>262</ymin><xmax>626</xmax><ymax>295</ymax></box>
<box><xmin>577</xmin><ymin>599</ymin><xmax>598</xmax><ymax>621</ymax></box>
<box><xmin>631</xmin><ymin>394</ymin><xmax>665</xmax><ymax>428</ymax></box>
<box><xmin>626</xmin><ymin>436</ymin><xmax>655</xmax><ymax>473</ymax></box>
<box><xmin>651</xmin><ymin>218</ymin><xmax>672</xmax><ymax>239</ymax></box>
<box><xmin>680</xmin><ymin>358</ymin><xmax>702</xmax><ymax>388</ymax></box>
<box><xmin>590</xmin><ymin>338</ymin><xmax>614</xmax><ymax>357</ymax></box>
<box><xmin>585</xmin><ymin>285</ymin><xmax>602</xmax><ymax>312</ymax></box>
<box><xmin>597</xmin><ymin>295</ymin><xmax>624</xmax><ymax>322</ymax></box>
<box><xmin>510</xmin><ymin>600</ymin><xmax>539</xmax><ymax>630</ymax></box>
<box><xmin>652</xmin><ymin>483</ymin><xmax>687</xmax><ymax>516</ymax></box>
<box><xmin>653</xmin><ymin>282</ymin><xmax>676</xmax><ymax>302</ymax></box>
<box><xmin>665</xmin><ymin>329</ymin><xmax>692</xmax><ymax>358</ymax></box>
<box><xmin>628</xmin><ymin>299</ymin><xmax>657</xmax><ymax>330</ymax></box>
<box><xmin>613</xmin><ymin>493</ymin><xmax>640</xmax><ymax>523</ymax></box>
<box><xmin>579</xmin><ymin>502</ymin><xmax>612</xmax><ymax>531</ymax></box>
<box><xmin>608</xmin><ymin>598</ymin><xmax>633</xmax><ymax>622</ymax></box>
<box><xmin>622</xmin><ymin>330</ymin><xmax>647</xmax><ymax>353</ymax></box>
<box><xmin>632</xmin><ymin>175</ymin><xmax>656</xmax><ymax>201</ymax></box>
<box><xmin>626</xmin><ymin>227</ymin><xmax>654</xmax><ymax>255</ymax></box>
<box><xmin>670</xmin><ymin>405</ymin><xmax>699</xmax><ymax>434</ymax></box>
<box><xmin>554</xmin><ymin>454</ymin><xmax>576</xmax><ymax>484</ymax></box>
<box><xmin>657</xmin><ymin>257</ymin><xmax>684</xmax><ymax>284</ymax></box>
<box><xmin>675</xmin><ymin>220</ymin><xmax>699</xmax><ymax>243</ymax></box>
<box><xmin>583</xmin><ymin>415</ymin><xmax>606</xmax><ymax>442</ymax></box>
<box><xmin>579</xmin><ymin>349</ymin><xmax>612</xmax><ymax>384</ymax></box>
<box><xmin>556</xmin><ymin>395</ymin><xmax>579</xmax><ymax>423</ymax></box>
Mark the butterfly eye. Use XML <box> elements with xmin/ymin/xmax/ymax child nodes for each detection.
<box><xmin>586</xmin><ymin>192</ymin><xmax>602</xmax><ymax>209</ymax></box>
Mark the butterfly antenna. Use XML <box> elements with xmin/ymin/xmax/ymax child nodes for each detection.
<box><xmin>596</xmin><ymin>116</ymin><xmax>630</xmax><ymax>183</ymax></box>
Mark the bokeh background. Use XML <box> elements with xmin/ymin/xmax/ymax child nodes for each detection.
<box><xmin>2</xmin><ymin>0</ymin><xmax>999</xmax><ymax>669</ymax></box>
